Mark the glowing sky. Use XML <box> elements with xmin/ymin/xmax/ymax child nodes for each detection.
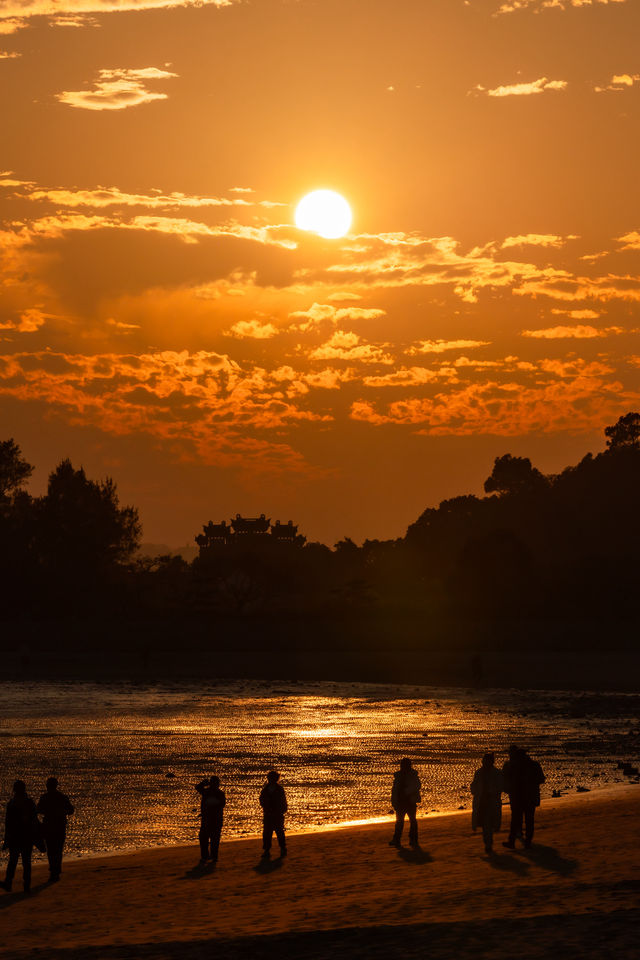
<box><xmin>1</xmin><ymin>0</ymin><xmax>639</xmax><ymax>545</ymax></box>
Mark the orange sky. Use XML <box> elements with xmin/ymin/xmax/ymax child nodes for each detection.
<box><xmin>1</xmin><ymin>0</ymin><xmax>639</xmax><ymax>546</ymax></box>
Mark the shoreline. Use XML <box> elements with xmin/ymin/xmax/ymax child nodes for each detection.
<box><xmin>63</xmin><ymin>781</ymin><xmax>637</xmax><ymax>864</ymax></box>
<box><xmin>3</xmin><ymin>787</ymin><xmax>640</xmax><ymax>959</ymax></box>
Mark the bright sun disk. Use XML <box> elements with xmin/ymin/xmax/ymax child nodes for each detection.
<box><xmin>295</xmin><ymin>189</ymin><xmax>352</xmax><ymax>239</ymax></box>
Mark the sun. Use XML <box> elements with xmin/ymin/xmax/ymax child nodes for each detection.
<box><xmin>294</xmin><ymin>190</ymin><xmax>352</xmax><ymax>239</ymax></box>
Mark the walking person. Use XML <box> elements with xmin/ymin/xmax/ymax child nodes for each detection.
<box><xmin>195</xmin><ymin>775</ymin><xmax>226</xmax><ymax>863</ymax></box>
<box><xmin>502</xmin><ymin>744</ymin><xmax>545</xmax><ymax>849</ymax></box>
<box><xmin>259</xmin><ymin>770</ymin><xmax>287</xmax><ymax>859</ymax></box>
<box><xmin>470</xmin><ymin>752</ymin><xmax>504</xmax><ymax>855</ymax></box>
<box><xmin>1</xmin><ymin>781</ymin><xmax>41</xmax><ymax>894</ymax></box>
<box><xmin>390</xmin><ymin>757</ymin><xmax>421</xmax><ymax>848</ymax></box>
<box><xmin>36</xmin><ymin>777</ymin><xmax>75</xmax><ymax>883</ymax></box>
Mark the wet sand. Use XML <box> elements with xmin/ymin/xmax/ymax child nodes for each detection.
<box><xmin>2</xmin><ymin>787</ymin><xmax>639</xmax><ymax>959</ymax></box>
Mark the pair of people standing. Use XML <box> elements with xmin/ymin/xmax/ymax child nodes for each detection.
<box><xmin>195</xmin><ymin>770</ymin><xmax>288</xmax><ymax>863</ymax></box>
<box><xmin>470</xmin><ymin>745</ymin><xmax>545</xmax><ymax>855</ymax></box>
<box><xmin>1</xmin><ymin>777</ymin><xmax>74</xmax><ymax>893</ymax></box>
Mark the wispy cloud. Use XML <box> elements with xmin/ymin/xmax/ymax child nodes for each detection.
<box><xmin>521</xmin><ymin>324</ymin><xmax>625</xmax><ymax>339</ymax></box>
<box><xmin>0</xmin><ymin>0</ymin><xmax>234</xmax><ymax>33</ymax></box>
<box><xmin>407</xmin><ymin>339</ymin><xmax>490</xmax><ymax>355</ymax></box>
<box><xmin>0</xmin><ymin>50</ymin><xmax>21</xmax><ymax>58</ymax></box>
<box><xmin>475</xmin><ymin>77</ymin><xmax>567</xmax><ymax>98</ymax></box>
<box><xmin>56</xmin><ymin>66</ymin><xmax>178</xmax><ymax>111</ymax></box>
<box><xmin>595</xmin><ymin>73</ymin><xmax>640</xmax><ymax>92</ymax></box>
<box><xmin>502</xmin><ymin>233</ymin><xmax>577</xmax><ymax>248</ymax></box>
<box><xmin>497</xmin><ymin>0</ymin><xmax>627</xmax><ymax>14</ymax></box>
<box><xmin>0</xmin><ymin>308</ymin><xmax>49</xmax><ymax>332</ymax></box>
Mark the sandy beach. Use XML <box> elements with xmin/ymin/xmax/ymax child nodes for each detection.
<box><xmin>2</xmin><ymin>787</ymin><xmax>639</xmax><ymax>960</ymax></box>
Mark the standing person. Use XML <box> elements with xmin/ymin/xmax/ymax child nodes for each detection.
<box><xmin>195</xmin><ymin>775</ymin><xmax>226</xmax><ymax>863</ymax></box>
<box><xmin>36</xmin><ymin>777</ymin><xmax>75</xmax><ymax>883</ymax></box>
<box><xmin>502</xmin><ymin>744</ymin><xmax>545</xmax><ymax>849</ymax></box>
<box><xmin>470</xmin><ymin>752</ymin><xmax>504</xmax><ymax>855</ymax></box>
<box><xmin>1</xmin><ymin>781</ymin><xmax>40</xmax><ymax>894</ymax></box>
<box><xmin>390</xmin><ymin>757</ymin><xmax>421</xmax><ymax>848</ymax></box>
<box><xmin>259</xmin><ymin>770</ymin><xmax>287</xmax><ymax>859</ymax></box>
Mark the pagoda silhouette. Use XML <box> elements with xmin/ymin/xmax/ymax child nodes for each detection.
<box><xmin>195</xmin><ymin>514</ymin><xmax>306</xmax><ymax>553</ymax></box>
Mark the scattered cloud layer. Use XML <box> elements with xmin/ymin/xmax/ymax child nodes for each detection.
<box><xmin>56</xmin><ymin>66</ymin><xmax>178</xmax><ymax>111</ymax></box>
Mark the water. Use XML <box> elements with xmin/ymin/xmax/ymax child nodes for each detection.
<box><xmin>0</xmin><ymin>680</ymin><xmax>638</xmax><ymax>857</ymax></box>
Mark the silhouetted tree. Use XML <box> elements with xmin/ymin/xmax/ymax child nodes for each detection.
<box><xmin>484</xmin><ymin>454</ymin><xmax>547</xmax><ymax>496</ymax></box>
<box><xmin>38</xmin><ymin>460</ymin><xmax>141</xmax><ymax>575</ymax></box>
<box><xmin>604</xmin><ymin>412</ymin><xmax>640</xmax><ymax>450</ymax></box>
<box><xmin>0</xmin><ymin>439</ymin><xmax>33</xmax><ymax>499</ymax></box>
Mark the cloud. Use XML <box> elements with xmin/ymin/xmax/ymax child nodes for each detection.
<box><xmin>502</xmin><ymin>234</ymin><xmax>576</xmax><ymax>248</ymax></box>
<box><xmin>617</xmin><ymin>231</ymin><xmax>640</xmax><ymax>250</ymax></box>
<box><xmin>0</xmin><ymin>348</ymin><xmax>332</xmax><ymax>472</ymax></box>
<box><xmin>521</xmin><ymin>324</ymin><xmax>625</xmax><ymax>338</ymax></box>
<box><xmin>225</xmin><ymin>319</ymin><xmax>278</xmax><ymax>339</ymax></box>
<box><xmin>0</xmin><ymin>50</ymin><xmax>21</xmax><ymax>58</ymax></box>
<box><xmin>550</xmin><ymin>308</ymin><xmax>601</xmax><ymax>319</ymax></box>
<box><xmin>407</xmin><ymin>339</ymin><xmax>490</xmax><ymax>355</ymax></box>
<box><xmin>56</xmin><ymin>67</ymin><xmax>178</xmax><ymax>111</ymax></box>
<box><xmin>308</xmin><ymin>331</ymin><xmax>393</xmax><ymax>364</ymax></box>
<box><xmin>19</xmin><ymin>185</ymin><xmax>281</xmax><ymax>210</ymax></box>
<box><xmin>477</xmin><ymin>78</ymin><xmax>567</xmax><ymax>98</ymax></box>
<box><xmin>0</xmin><ymin>308</ymin><xmax>49</xmax><ymax>332</ymax></box>
<box><xmin>349</xmin><ymin>360</ymin><xmax>631</xmax><ymax>437</ymax></box>
<box><xmin>0</xmin><ymin>0</ymin><xmax>234</xmax><ymax>33</ymax></box>
<box><xmin>595</xmin><ymin>73</ymin><xmax>640</xmax><ymax>92</ymax></box>
<box><xmin>289</xmin><ymin>302</ymin><xmax>385</xmax><ymax>332</ymax></box>
<box><xmin>497</xmin><ymin>0</ymin><xmax>626</xmax><ymax>13</ymax></box>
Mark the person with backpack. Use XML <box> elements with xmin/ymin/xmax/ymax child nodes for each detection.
<box><xmin>259</xmin><ymin>770</ymin><xmax>288</xmax><ymax>858</ymax></box>
<box><xmin>195</xmin><ymin>775</ymin><xmax>226</xmax><ymax>863</ymax></box>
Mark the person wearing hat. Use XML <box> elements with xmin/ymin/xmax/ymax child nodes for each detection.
<box><xmin>1</xmin><ymin>780</ymin><xmax>40</xmax><ymax>894</ymax></box>
<box><xmin>195</xmin><ymin>775</ymin><xmax>226</xmax><ymax>863</ymax></box>
<box><xmin>36</xmin><ymin>776</ymin><xmax>75</xmax><ymax>882</ymax></box>
<box><xmin>259</xmin><ymin>771</ymin><xmax>288</xmax><ymax>858</ymax></box>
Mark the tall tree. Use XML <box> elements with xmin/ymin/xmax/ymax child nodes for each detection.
<box><xmin>604</xmin><ymin>412</ymin><xmax>640</xmax><ymax>450</ymax></box>
<box><xmin>0</xmin><ymin>439</ymin><xmax>33</xmax><ymax>499</ymax></box>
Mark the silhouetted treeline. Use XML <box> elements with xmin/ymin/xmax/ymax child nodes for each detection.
<box><xmin>2</xmin><ymin>413</ymin><xmax>640</xmax><ymax>641</ymax></box>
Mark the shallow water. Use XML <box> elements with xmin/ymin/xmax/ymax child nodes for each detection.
<box><xmin>0</xmin><ymin>680</ymin><xmax>638</xmax><ymax>856</ymax></box>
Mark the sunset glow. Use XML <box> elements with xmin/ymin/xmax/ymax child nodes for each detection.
<box><xmin>0</xmin><ymin>1</ymin><xmax>639</xmax><ymax>547</ymax></box>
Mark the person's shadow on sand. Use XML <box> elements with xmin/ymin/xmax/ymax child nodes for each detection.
<box><xmin>0</xmin><ymin>881</ymin><xmax>48</xmax><ymax>906</ymax></box>
<box><xmin>183</xmin><ymin>861</ymin><xmax>217</xmax><ymax>880</ymax></box>
<box><xmin>487</xmin><ymin>853</ymin><xmax>530</xmax><ymax>876</ymax></box>
<box><xmin>253</xmin><ymin>856</ymin><xmax>284</xmax><ymax>875</ymax></box>
<box><xmin>396</xmin><ymin>845</ymin><xmax>433</xmax><ymax>865</ymax></box>
<box><xmin>523</xmin><ymin>844</ymin><xmax>578</xmax><ymax>876</ymax></box>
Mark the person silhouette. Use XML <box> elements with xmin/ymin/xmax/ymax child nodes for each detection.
<box><xmin>470</xmin><ymin>752</ymin><xmax>504</xmax><ymax>855</ymax></box>
<box><xmin>502</xmin><ymin>744</ymin><xmax>545</xmax><ymax>849</ymax></box>
<box><xmin>389</xmin><ymin>758</ymin><xmax>421</xmax><ymax>848</ymax></box>
<box><xmin>195</xmin><ymin>775</ymin><xmax>226</xmax><ymax>863</ymax></box>
<box><xmin>1</xmin><ymin>780</ymin><xmax>40</xmax><ymax>894</ymax></box>
<box><xmin>36</xmin><ymin>776</ymin><xmax>75</xmax><ymax>883</ymax></box>
<box><xmin>259</xmin><ymin>770</ymin><xmax>287</xmax><ymax>858</ymax></box>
